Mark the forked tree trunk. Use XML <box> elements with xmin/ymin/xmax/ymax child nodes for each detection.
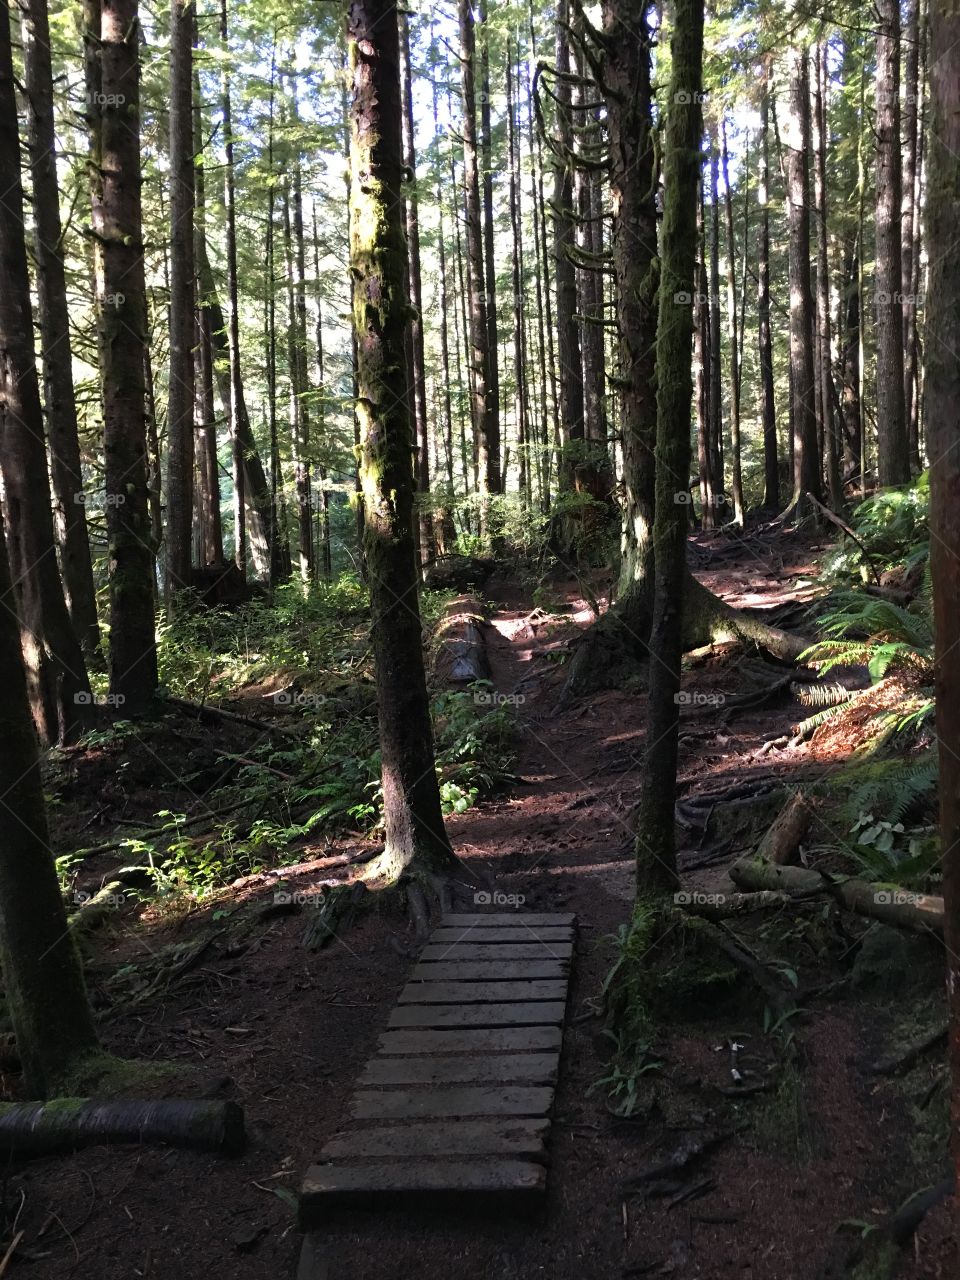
<box><xmin>0</xmin><ymin>506</ymin><xmax>98</xmax><ymax>1097</ymax></box>
<box><xmin>634</xmin><ymin>0</ymin><xmax>704</xmax><ymax>900</ymax></box>
<box><xmin>21</xmin><ymin>0</ymin><xmax>101</xmax><ymax>662</ymax></box>
<box><xmin>93</xmin><ymin>0</ymin><xmax>158</xmax><ymax>714</ymax></box>
<box><xmin>925</xmin><ymin>0</ymin><xmax>960</xmax><ymax>1202</ymax></box>
<box><xmin>0</xmin><ymin>0</ymin><xmax>93</xmax><ymax>744</ymax></box>
<box><xmin>348</xmin><ymin>0</ymin><xmax>460</xmax><ymax>882</ymax></box>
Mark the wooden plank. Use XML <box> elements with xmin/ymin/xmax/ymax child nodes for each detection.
<box><xmin>351</xmin><ymin>1085</ymin><xmax>554</xmax><ymax>1121</ymax></box>
<box><xmin>419</xmin><ymin>941</ymin><xmax>573</xmax><ymax>962</ymax></box>
<box><xmin>388</xmin><ymin>1002</ymin><xmax>566</xmax><ymax>1029</ymax></box>
<box><xmin>412</xmin><ymin>959</ymin><xmax>568</xmax><ymax>981</ymax></box>
<box><xmin>299</xmin><ymin>1160</ymin><xmax>546</xmax><ymax>1224</ymax></box>
<box><xmin>320</xmin><ymin>1117</ymin><xmax>550</xmax><ymax>1159</ymax></box>
<box><xmin>378</xmin><ymin>1026</ymin><xmax>563</xmax><ymax>1055</ymax></box>
<box><xmin>359</xmin><ymin>1053</ymin><xmax>558</xmax><ymax>1087</ymax></box>
<box><xmin>440</xmin><ymin>913</ymin><xmax>575</xmax><ymax>928</ymax></box>
<box><xmin>430</xmin><ymin>926</ymin><xmax>572</xmax><ymax>944</ymax></box>
<box><xmin>398</xmin><ymin>979</ymin><xmax>568</xmax><ymax>1005</ymax></box>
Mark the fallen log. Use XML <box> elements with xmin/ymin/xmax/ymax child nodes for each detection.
<box><xmin>729</xmin><ymin>856</ymin><xmax>944</xmax><ymax>935</ymax></box>
<box><xmin>755</xmin><ymin>791</ymin><xmax>811</xmax><ymax>866</ymax></box>
<box><xmin>163</xmin><ymin>695</ymin><xmax>299</xmax><ymax>741</ymax></box>
<box><xmin>0</xmin><ymin>1098</ymin><xmax>245</xmax><ymax>1159</ymax></box>
<box><xmin>433</xmin><ymin>595</ymin><xmax>492</xmax><ymax>685</ymax></box>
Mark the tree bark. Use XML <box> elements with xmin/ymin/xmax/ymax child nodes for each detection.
<box><xmin>720</xmin><ymin>119</ymin><xmax>744</xmax><ymax>525</ymax></box>
<box><xmin>166</xmin><ymin>0</ymin><xmax>196</xmax><ymax>601</ymax></box>
<box><xmin>0</xmin><ymin>1098</ymin><xmax>244</xmax><ymax>1158</ymax></box>
<box><xmin>875</xmin><ymin>0</ymin><xmax>910</xmax><ymax>485</ymax></box>
<box><xmin>0</xmin><ymin>503</ymin><xmax>98</xmax><ymax>1097</ymax></box>
<box><xmin>478</xmin><ymin>0</ymin><xmax>501</xmax><ymax>500</ymax></box>
<box><xmin>901</xmin><ymin>0</ymin><xmax>922</xmax><ymax>471</ymax></box>
<box><xmin>783</xmin><ymin>46</ymin><xmax>822</xmax><ymax>508</ymax></box>
<box><xmin>0</xmin><ymin>0</ymin><xmax>93</xmax><ymax>744</ymax></box>
<box><xmin>348</xmin><ymin>0</ymin><xmax>461</xmax><ymax>882</ymax></box>
<box><xmin>90</xmin><ymin>0</ymin><xmax>158</xmax><ymax>714</ymax></box>
<box><xmin>925</xmin><ymin>0</ymin><xmax>960</xmax><ymax>1201</ymax></box>
<box><xmin>634</xmin><ymin>0</ymin><xmax>704</xmax><ymax>899</ymax></box>
<box><xmin>758</xmin><ymin>59</ymin><xmax>779</xmax><ymax>509</ymax></box>
<box><xmin>812</xmin><ymin>44</ymin><xmax>842</xmax><ymax>510</ymax></box>
<box><xmin>21</xmin><ymin>0</ymin><xmax>101</xmax><ymax>662</ymax></box>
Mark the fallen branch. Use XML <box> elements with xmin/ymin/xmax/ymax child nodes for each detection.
<box><xmin>0</xmin><ymin>1098</ymin><xmax>244</xmax><ymax>1159</ymax></box>
<box><xmin>869</xmin><ymin>1020</ymin><xmax>949</xmax><ymax>1076</ymax></box>
<box><xmin>163</xmin><ymin>695</ymin><xmax>300</xmax><ymax>742</ymax></box>
<box><xmin>804</xmin><ymin>491</ymin><xmax>882</xmax><ymax>585</ymax></box>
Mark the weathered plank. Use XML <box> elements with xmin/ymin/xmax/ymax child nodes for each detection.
<box><xmin>359</xmin><ymin>1053</ymin><xmax>558</xmax><ymax>1087</ymax></box>
<box><xmin>398</xmin><ymin>979</ymin><xmax>568</xmax><ymax>1005</ymax></box>
<box><xmin>378</xmin><ymin>1025</ymin><xmax>563</xmax><ymax>1055</ymax></box>
<box><xmin>419</xmin><ymin>941</ymin><xmax>573</xmax><ymax>962</ymax></box>
<box><xmin>320</xmin><ymin>1117</ymin><xmax>550</xmax><ymax>1159</ymax></box>
<box><xmin>430</xmin><ymin>926</ymin><xmax>573</xmax><ymax>944</ymax></box>
<box><xmin>299</xmin><ymin>1160</ymin><xmax>546</xmax><ymax>1225</ymax></box>
<box><xmin>440</xmin><ymin>913</ymin><xmax>575</xmax><ymax>928</ymax></box>
<box><xmin>412</xmin><ymin>959</ymin><xmax>568</xmax><ymax>982</ymax></box>
<box><xmin>388</xmin><ymin>1002</ymin><xmax>566</xmax><ymax>1029</ymax></box>
<box><xmin>351</xmin><ymin>1085</ymin><xmax>554</xmax><ymax>1121</ymax></box>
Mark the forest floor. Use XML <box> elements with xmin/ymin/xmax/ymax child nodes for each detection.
<box><xmin>8</xmin><ymin>527</ymin><xmax>955</xmax><ymax>1280</ymax></box>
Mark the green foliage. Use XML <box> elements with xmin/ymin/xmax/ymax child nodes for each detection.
<box><xmin>803</xmin><ymin>593</ymin><xmax>933</xmax><ymax>681</ymax></box>
<box><xmin>432</xmin><ymin>688</ymin><xmax>519</xmax><ymax>814</ymax></box>
<box><xmin>820</xmin><ymin>476</ymin><xmax>930</xmax><ymax>583</ymax></box>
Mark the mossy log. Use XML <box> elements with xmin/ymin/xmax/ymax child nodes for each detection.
<box><xmin>0</xmin><ymin>1098</ymin><xmax>244</xmax><ymax>1159</ymax></box>
<box><xmin>755</xmin><ymin>791</ymin><xmax>811</xmax><ymax>865</ymax></box>
<box><xmin>729</xmin><ymin>856</ymin><xmax>944</xmax><ymax>934</ymax></box>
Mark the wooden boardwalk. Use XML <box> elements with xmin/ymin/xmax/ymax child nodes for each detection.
<box><xmin>298</xmin><ymin>911</ymin><xmax>576</xmax><ymax>1229</ymax></box>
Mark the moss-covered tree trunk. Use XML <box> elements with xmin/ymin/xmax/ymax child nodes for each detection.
<box><xmin>0</xmin><ymin>512</ymin><xmax>99</xmax><ymax>1097</ymax></box>
<box><xmin>0</xmin><ymin>0</ymin><xmax>93</xmax><ymax>745</ymax></box>
<box><xmin>633</xmin><ymin>0</ymin><xmax>704</xmax><ymax>900</ymax></box>
<box><xmin>93</xmin><ymin>0</ymin><xmax>158</xmax><ymax>714</ymax></box>
<box><xmin>348</xmin><ymin>0</ymin><xmax>461</xmax><ymax>883</ymax></box>
<box><xmin>925</xmin><ymin>0</ymin><xmax>960</xmax><ymax>1206</ymax></box>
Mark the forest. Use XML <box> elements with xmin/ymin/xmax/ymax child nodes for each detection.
<box><xmin>0</xmin><ymin>0</ymin><xmax>958</xmax><ymax>1273</ymax></box>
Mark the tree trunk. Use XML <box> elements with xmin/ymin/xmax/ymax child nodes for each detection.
<box><xmin>398</xmin><ymin>11</ymin><xmax>433</xmax><ymax>564</ymax></box>
<box><xmin>21</xmin><ymin>0</ymin><xmax>101</xmax><ymax>662</ymax></box>
<box><xmin>506</xmin><ymin>48</ymin><xmax>530</xmax><ymax>508</ymax></box>
<box><xmin>0</xmin><ymin>505</ymin><xmax>98</xmax><ymax>1097</ymax></box>
<box><xmin>478</xmin><ymin>0</ymin><xmax>501</xmax><ymax>500</ymax></box>
<box><xmin>0</xmin><ymin>1098</ymin><xmax>244</xmax><ymax>1159</ymax></box>
<box><xmin>758</xmin><ymin>59</ymin><xmax>779</xmax><ymax>509</ymax></box>
<box><xmin>925</xmin><ymin>0</ymin><xmax>960</xmax><ymax>1203</ymax></box>
<box><xmin>901</xmin><ymin>0</ymin><xmax>922</xmax><ymax>471</ymax></box>
<box><xmin>348</xmin><ymin>0</ymin><xmax>461</xmax><ymax>882</ymax></box>
<box><xmin>89</xmin><ymin>0</ymin><xmax>158</xmax><ymax>715</ymax></box>
<box><xmin>812</xmin><ymin>44</ymin><xmax>843</xmax><ymax>510</ymax></box>
<box><xmin>707</xmin><ymin>140</ymin><xmax>725</xmax><ymax>515</ymax></box>
<box><xmin>634</xmin><ymin>0</ymin><xmax>704</xmax><ymax>899</ymax></box>
<box><xmin>720</xmin><ymin>120</ymin><xmax>744</xmax><ymax>525</ymax></box>
<box><xmin>875</xmin><ymin>0</ymin><xmax>910</xmax><ymax>486</ymax></box>
<box><xmin>0</xmin><ymin>0</ymin><xmax>93</xmax><ymax>744</ymax></box>
<box><xmin>458</xmin><ymin>0</ymin><xmax>498</xmax><ymax>540</ymax></box>
<box><xmin>783</xmin><ymin>46</ymin><xmax>822</xmax><ymax>508</ymax></box>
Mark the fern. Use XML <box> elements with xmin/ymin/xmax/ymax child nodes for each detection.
<box><xmin>838</xmin><ymin>754</ymin><xmax>938</xmax><ymax>828</ymax></box>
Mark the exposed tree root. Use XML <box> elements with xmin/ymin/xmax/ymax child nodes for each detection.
<box><xmin>558</xmin><ymin>573</ymin><xmax>812</xmax><ymax>706</ymax></box>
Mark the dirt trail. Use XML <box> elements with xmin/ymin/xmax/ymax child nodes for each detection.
<box><xmin>11</xmin><ymin>538</ymin><xmax>949</xmax><ymax>1279</ymax></box>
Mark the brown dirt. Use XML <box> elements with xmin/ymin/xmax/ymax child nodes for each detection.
<box><xmin>7</xmin><ymin>530</ymin><xmax>951</xmax><ymax>1280</ymax></box>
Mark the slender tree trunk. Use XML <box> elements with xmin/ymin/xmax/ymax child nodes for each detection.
<box><xmin>875</xmin><ymin>0</ymin><xmax>910</xmax><ymax>485</ymax></box>
<box><xmin>478</xmin><ymin>0</ymin><xmax>500</xmax><ymax>496</ymax></box>
<box><xmin>398</xmin><ymin>10</ymin><xmax>433</xmax><ymax>563</ymax></box>
<box><xmin>311</xmin><ymin>207</ymin><xmax>332</xmax><ymax>580</ymax></box>
<box><xmin>758</xmin><ymin>60</ymin><xmax>779</xmax><ymax>509</ymax></box>
<box><xmin>220</xmin><ymin>0</ymin><xmax>247</xmax><ymax>580</ymax></box>
<box><xmin>720</xmin><ymin>120</ymin><xmax>744</xmax><ymax>525</ymax></box>
<box><xmin>635</xmin><ymin>0</ymin><xmax>704</xmax><ymax>899</ymax></box>
<box><xmin>21</xmin><ymin>0</ymin><xmax>101</xmax><ymax>660</ymax></box>
<box><xmin>695</xmin><ymin>189</ymin><xmax>714</xmax><ymax>525</ymax></box>
<box><xmin>708</xmin><ymin>140</ymin><xmax>725</xmax><ymax>513</ymax></box>
<box><xmin>840</xmin><ymin>234</ymin><xmax>862</xmax><ymax>478</ymax></box>
<box><xmin>430</xmin><ymin>45</ymin><xmax>456</xmax><ymax>502</ymax></box>
<box><xmin>347</xmin><ymin>0</ymin><xmax>460</xmax><ymax>881</ymax></box>
<box><xmin>506</xmin><ymin>48</ymin><xmax>530</xmax><ymax>509</ymax></box>
<box><xmin>783</xmin><ymin>46</ymin><xmax>822</xmax><ymax>507</ymax></box>
<box><xmin>291</xmin><ymin>161</ymin><xmax>314</xmax><ymax>580</ymax></box>
<box><xmin>0</xmin><ymin>0</ymin><xmax>93</xmax><ymax>745</ymax></box>
<box><xmin>901</xmin><ymin>0</ymin><xmax>922</xmax><ymax>471</ymax></box>
<box><xmin>813</xmin><ymin>43</ymin><xmax>842</xmax><ymax>509</ymax></box>
<box><xmin>525</xmin><ymin>12</ymin><xmax>554</xmax><ymax>511</ymax></box>
<box><xmin>458</xmin><ymin>0</ymin><xmax>498</xmax><ymax>539</ymax></box>
<box><xmin>166</xmin><ymin>0</ymin><xmax>196</xmax><ymax>599</ymax></box>
<box><xmin>925</xmin><ymin>0</ymin><xmax>960</xmax><ymax>1200</ymax></box>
